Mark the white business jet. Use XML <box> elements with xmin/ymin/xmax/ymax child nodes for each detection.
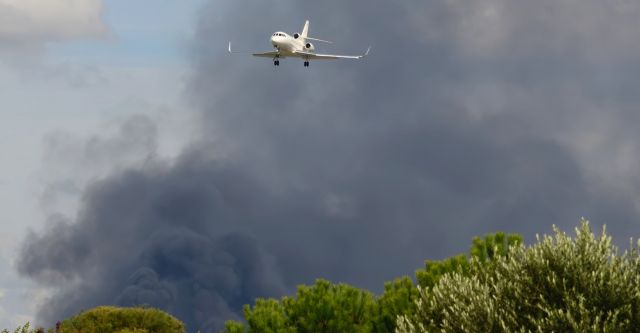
<box><xmin>228</xmin><ymin>20</ymin><xmax>370</xmax><ymax>67</ymax></box>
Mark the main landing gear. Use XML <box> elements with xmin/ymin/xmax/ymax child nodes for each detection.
<box><xmin>273</xmin><ymin>60</ymin><xmax>280</xmax><ymax>66</ymax></box>
<box><xmin>303</xmin><ymin>61</ymin><xmax>310</xmax><ymax>67</ymax></box>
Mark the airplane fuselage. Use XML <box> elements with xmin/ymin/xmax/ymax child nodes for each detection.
<box><xmin>271</xmin><ymin>32</ymin><xmax>314</xmax><ymax>58</ymax></box>
<box><xmin>228</xmin><ymin>20</ymin><xmax>369</xmax><ymax>67</ymax></box>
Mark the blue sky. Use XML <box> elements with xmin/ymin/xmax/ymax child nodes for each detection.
<box><xmin>49</xmin><ymin>0</ymin><xmax>206</xmax><ymax>67</ymax></box>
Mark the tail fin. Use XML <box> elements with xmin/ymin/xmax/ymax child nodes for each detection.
<box><xmin>301</xmin><ymin>20</ymin><xmax>309</xmax><ymax>39</ymax></box>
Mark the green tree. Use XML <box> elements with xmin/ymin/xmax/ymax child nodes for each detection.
<box><xmin>223</xmin><ymin>279</ymin><xmax>376</xmax><ymax>333</ymax></box>
<box><xmin>415</xmin><ymin>232</ymin><xmax>522</xmax><ymax>289</ymax></box>
<box><xmin>379</xmin><ymin>232</ymin><xmax>521</xmax><ymax>333</ymax></box>
<box><xmin>222</xmin><ymin>321</ymin><xmax>249</xmax><ymax>333</ymax></box>
<box><xmin>57</xmin><ymin>306</ymin><xmax>184</xmax><ymax>333</ymax></box>
<box><xmin>373</xmin><ymin>276</ymin><xmax>419</xmax><ymax>333</ymax></box>
<box><xmin>398</xmin><ymin>219</ymin><xmax>640</xmax><ymax>333</ymax></box>
<box><xmin>244</xmin><ymin>299</ymin><xmax>293</xmax><ymax>333</ymax></box>
<box><xmin>283</xmin><ymin>279</ymin><xmax>376</xmax><ymax>333</ymax></box>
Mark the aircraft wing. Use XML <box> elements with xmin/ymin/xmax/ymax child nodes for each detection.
<box><xmin>252</xmin><ymin>51</ymin><xmax>281</xmax><ymax>58</ymax></box>
<box><xmin>293</xmin><ymin>46</ymin><xmax>370</xmax><ymax>60</ymax></box>
<box><xmin>228</xmin><ymin>42</ymin><xmax>282</xmax><ymax>58</ymax></box>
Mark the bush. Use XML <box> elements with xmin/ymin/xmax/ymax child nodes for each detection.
<box><xmin>398</xmin><ymin>219</ymin><xmax>640</xmax><ymax>333</ymax></box>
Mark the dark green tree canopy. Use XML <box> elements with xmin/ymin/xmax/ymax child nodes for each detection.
<box><xmin>223</xmin><ymin>279</ymin><xmax>376</xmax><ymax>333</ymax></box>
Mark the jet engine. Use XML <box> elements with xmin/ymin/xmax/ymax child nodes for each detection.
<box><xmin>294</xmin><ymin>33</ymin><xmax>300</xmax><ymax>39</ymax></box>
<box><xmin>305</xmin><ymin>42</ymin><xmax>314</xmax><ymax>51</ymax></box>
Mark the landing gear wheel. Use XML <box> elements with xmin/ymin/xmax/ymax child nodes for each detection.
<box><xmin>274</xmin><ymin>60</ymin><xmax>280</xmax><ymax>66</ymax></box>
<box><xmin>304</xmin><ymin>61</ymin><xmax>309</xmax><ymax>67</ymax></box>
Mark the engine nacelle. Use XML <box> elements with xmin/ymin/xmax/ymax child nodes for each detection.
<box><xmin>305</xmin><ymin>42</ymin><xmax>314</xmax><ymax>51</ymax></box>
<box><xmin>294</xmin><ymin>33</ymin><xmax>300</xmax><ymax>39</ymax></box>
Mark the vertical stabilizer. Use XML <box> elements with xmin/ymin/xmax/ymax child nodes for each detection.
<box><xmin>301</xmin><ymin>20</ymin><xmax>310</xmax><ymax>39</ymax></box>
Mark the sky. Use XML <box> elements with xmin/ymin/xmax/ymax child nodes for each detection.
<box><xmin>3</xmin><ymin>0</ymin><xmax>640</xmax><ymax>332</ymax></box>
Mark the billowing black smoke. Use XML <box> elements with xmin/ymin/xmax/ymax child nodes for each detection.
<box><xmin>19</xmin><ymin>150</ymin><xmax>287</xmax><ymax>331</ymax></box>
<box><xmin>18</xmin><ymin>0</ymin><xmax>640</xmax><ymax>332</ymax></box>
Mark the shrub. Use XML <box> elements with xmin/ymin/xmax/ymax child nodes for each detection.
<box><xmin>398</xmin><ymin>219</ymin><xmax>640</xmax><ymax>333</ymax></box>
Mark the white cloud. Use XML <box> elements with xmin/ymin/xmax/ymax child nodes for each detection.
<box><xmin>0</xmin><ymin>0</ymin><xmax>106</xmax><ymax>41</ymax></box>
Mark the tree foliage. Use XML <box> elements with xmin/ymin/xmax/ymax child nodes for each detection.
<box><xmin>223</xmin><ymin>279</ymin><xmax>376</xmax><ymax>333</ymax></box>
<box><xmin>398</xmin><ymin>219</ymin><xmax>640</xmax><ymax>333</ymax></box>
<box><xmin>56</xmin><ymin>306</ymin><xmax>185</xmax><ymax>333</ymax></box>
<box><xmin>373</xmin><ymin>277</ymin><xmax>419</xmax><ymax>333</ymax></box>
<box><xmin>415</xmin><ymin>232</ymin><xmax>522</xmax><ymax>289</ymax></box>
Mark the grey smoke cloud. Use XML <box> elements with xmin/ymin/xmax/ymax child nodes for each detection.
<box><xmin>18</xmin><ymin>0</ymin><xmax>640</xmax><ymax>332</ymax></box>
<box><xmin>20</xmin><ymin>147</ymin><xmax>287</xmax><ymax>331</ymax></box>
